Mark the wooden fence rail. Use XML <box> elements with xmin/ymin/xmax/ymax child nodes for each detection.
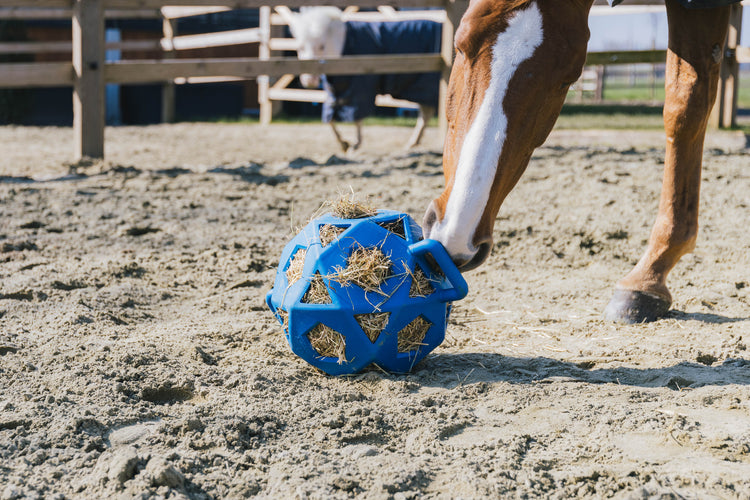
<box><xmin>0</xmin><ymin>0</ymin><xmax>746</xmax><ymax>160</ymax></box>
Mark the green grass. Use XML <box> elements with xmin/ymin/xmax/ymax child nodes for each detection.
<box><xmin>557</xmin><ymin>103</ymin><xmax>664</xmax><ymax>130</ymax></box>
<box><xmin>208</xmin><ymin>107</ymin><xmax>750</xmax><ymax>132</ymax></box>
<box><xmin>599</xmin><ymin>82</ymin><xmax>750</xmax><ymax>109</ymax></box>
<box><xmin>602</xmin><ymin>84</ymin><xmax>666</xmax><ymax>103</ymax></box>
<box><xmin>211</xmin><ymin>107</ymin><xmax>667</xmax><ymax>131</ymax></box>
<box><xmin>211</xmin><ymin>113</ymin><xmax>425</xmax><ymax>127</ymax></box>
<box><xmin>737</xmin><ymin>84</ymin><xmax>750</xmax><ymax>109</ymax></box>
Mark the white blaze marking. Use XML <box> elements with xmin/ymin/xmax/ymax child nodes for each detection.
<box><xmin>430</xmin><ymin>3</ymin><xmax>543</xmax><ymax>261</ymax></box>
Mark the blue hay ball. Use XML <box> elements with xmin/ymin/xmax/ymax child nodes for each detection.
<box><xmin>266</xmin><ymin>209</ymin><xmax>468</xmax><ymax>375</ymax></box>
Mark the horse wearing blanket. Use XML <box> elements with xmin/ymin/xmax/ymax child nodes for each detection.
<box><xmin>287</xmin><ymin>8</ymin><xmax>441</xmax><ymax>152</ymax></box>
<box><xmin>422</xmin><ymin>0</ymin><xmax>740</xmax><ymax>323</ymax></box>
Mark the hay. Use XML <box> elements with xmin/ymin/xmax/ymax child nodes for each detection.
<box><xmin>327</xmin><ymin>193</ymin><xmax>377</xmax><ymax>220</ymax></box>
<box><xmin>408</xmin><ymin>265</ymin><xmax>435</xmax><ymax>298</ymax></box>
<box><xmin>276</xmin><ymin>309</ymin><xmax>289</xmax><ymax>332</ymax></box>
<box><xmin>286</xmin><ymin>248</ymin><xmax>306</xmax><ymax>285</ymax></box>
<box><xmin>307</xmin><ymin>324</ymin><xmax>346</xmax><ymax>363</ymax></box>
<box><xmin>355</xmin><ymin>312</ymin><xmax>390</xmax><ymax>343</ymax></box>
<box><xmin>330</xmin><ymin>245</ymin><xmax>392</xmax><ymax>292</ymax></box>
<box><xmin>397</xmin><ymin>316</ymin><xmax>432</xmax><ymax>353</ymax></box>
<box><xmin>319</xmin><ymin>224</ymin><xmax>347</xmax><ymax>247</ymax></box>
<box><xmin>379</xmin><ymin>218</ymin><xmax>406</xmax><ymax>239</ymax></box>
<box><xmin>302</xmin><ymin>273</ymin><xmax>332</xmax><ymax>304</ymax></box>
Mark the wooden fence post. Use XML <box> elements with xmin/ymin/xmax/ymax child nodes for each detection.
<box><xmin>720</xmin><ymin>3</ymin><xmax>742</xmax><ymax>129</ymax></box>
<box><xmin>258</xmin><ymin>6</ymin><xmax>285</xmax><ymax>124</ymax></box>
<box><xmin>161</xmin><ymin>14</ymin><xmax>177</xmax><ymax>123</ymax></box>
<box><xmin>711</xmin><ymin>3</ymin><xmax>742</xmax><ymax>129</ymax></box>
<box><xmin>439</xmin><ymin>0</ymin><xmax>465</xmax><ymax>140</ymax></box>
<box><xmin>259</xmin><ymin>6</ymin><xmax>273</xmax><ymax>125</ymax></box>
<box><xmin>73</xmin><ymin>0</ymin><xmax>105</xmax><ymax>160</ymax></box>
<box><xmin>595</xmin><ymin>65</ymin><xmax>605</xmax><ymax>103</ymax></box>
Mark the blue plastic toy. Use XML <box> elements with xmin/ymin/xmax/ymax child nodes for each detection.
<box><xmin>266</xmin><ymin>209</ymin><xmax>468</xmax><ymax>375</ymax></box>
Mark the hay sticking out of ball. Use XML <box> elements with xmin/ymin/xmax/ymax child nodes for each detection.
<box><xmin>327</xmin><ymin>193</ymin><xmax>377</xmax><ymax>220</ymax></box>
<box><xmin>307</xmin><ymin>324</ymin><xmax>346</xmax><ymax>363</ymax></box>
<box><xmin>286</xmin><ymin>248</ymin><xmax>306</xmax><ymax>285</ymax></box>
<box><xmin>408</xmin><ymin>265</ymin><xmax>435</xmax><ymax>298</ymax></box>
<box><xmin>319</xmin><ymin>224</ymin><xmax>347</xmax><ymax>247</ymax></box>
<box><xmin>355</xmin><ymin>312</ymin><xmax>390</xmax><ymax>343</ymax></box>
<box><xmin>397</xmin><ymin>316</ymin><xmax>432</xmax><ymax>353</ymax></box>
<box><xmin>276</xmin><ymin>309</ymin><xmax>289</xmax><ymax>332</ymax></box>
<box><xmin>302</xmin><ymin>273</ymin><xmax>332</xmax><ymax>304</ymax></box>
<box><xmin>331</xmin><ymin>245</ymin><xmax>392</xmax><ymax>292</ymax></box>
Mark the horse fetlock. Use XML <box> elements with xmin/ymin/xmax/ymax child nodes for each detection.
<box><xmin>616</xmin><ymin>277</ymin><xmax>672</xmax><ymax>304</ymax></box>
<box><xmin>650</xmin><ymin>222</ymin><xmax>698</xmax><ymax>260</ymax></box>
<box><xmin>616</xmin><ymin>258</ymin><xmax>673</xmax><ymax>306</ymax></box>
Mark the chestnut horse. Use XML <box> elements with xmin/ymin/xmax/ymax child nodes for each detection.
<box><xmin>423</xmin><ymin>0</ymin><xmax>736</xmax><ymax>323</ymax></box>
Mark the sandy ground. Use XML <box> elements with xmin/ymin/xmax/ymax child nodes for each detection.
<box><xmin>1</xmin><ymin>122</ymin><xmax>749</xmax><ymax>499</ymax></box>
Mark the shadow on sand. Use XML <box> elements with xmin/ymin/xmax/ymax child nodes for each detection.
<box><xmin>0</xmin><ymin>173</ymin><xmax>87</xmax><ymax>184</ymax></box>
<box><xmin>413</xmin><ymin>353</ymin><xmax>750</xmax><ymax>390</ymax></box>
<box><xmin>0</xmin><ymin>163</ymin><xmax>291</xmax><ymax>186</ymax></box>
<box><xmin>669</xmin><ymin>309</ymin><xmax>750</xmax><ymax>324</ymax></box>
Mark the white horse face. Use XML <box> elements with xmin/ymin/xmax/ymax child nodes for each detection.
<box><xmin>288</xmin><ymin>7</ymin><xmax>346</xmax><ymax>89</ymax></box>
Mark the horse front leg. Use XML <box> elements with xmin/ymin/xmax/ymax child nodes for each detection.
<box><xmin>405</xmin><ymin>105</ymin><xmax>435</xmax><ymax>149</ymax></box>
<box><xmin>604</xmin><ymin>0</ymin><xmax>731</xmax><ymax>323</ymax></box>
<box><xmin>328</xmin><ymin>122</ymin><xmax>350</xmax><ymax>153</ymax></box>
<box><xmin>352</xmin><ymin>120</ymin><xmax>362</xmax><ymax>151</ymax></box>
<box><xmin>329</xmin><ymin>121</ymin><xmax>363</xmax><ymax>153</ymax></box>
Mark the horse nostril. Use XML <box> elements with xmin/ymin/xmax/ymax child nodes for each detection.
<box><xmin>422</xmin><ymin>202</ymin><xmax>438</xmax><ymax>238</ymax></box>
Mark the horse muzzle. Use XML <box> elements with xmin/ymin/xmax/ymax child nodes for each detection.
<box><xmin>422</xmin><ymin>201</ymin><xmax>492</xmax><ymax>272</ymax></box>
<box><xmin>451</xmin><ymin>240</ymin><xmax>492</xmax><ymax>271</ymax></box>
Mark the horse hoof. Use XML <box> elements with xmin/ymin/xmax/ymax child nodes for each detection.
<box><xmin>603</xmin><ymin>289</ymin><xmax>671</xmax><ymax>324</ymax></box>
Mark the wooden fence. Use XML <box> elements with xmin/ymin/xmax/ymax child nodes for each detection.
<box><xmin>0</xmin><ymin>0</ymin><xmax>465</xmax><ymax>160</ymax></box>
<box><xmin>0</xmin><ymin>0</ymin><xmax>747</xmax><ymax>160</ymax></box>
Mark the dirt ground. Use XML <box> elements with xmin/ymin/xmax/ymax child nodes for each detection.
<box><xmin>1</xmin><ymin>122</ymin><xmax>749</xmax><ymax>499</ymax></box>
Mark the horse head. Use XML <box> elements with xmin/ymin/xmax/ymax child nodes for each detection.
<box><xmin>287</xmin><ymin>7</ymin><xmax>346</xmax><ymax>89</ymax></box>
<box><xmin>423</xmin><ymin>0</ymin><xmax>591</xmax><ymax>271</ymax></box>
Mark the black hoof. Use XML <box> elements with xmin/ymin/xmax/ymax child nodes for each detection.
<box><xmin>603</xmin><ymin>289</ymin><xmax>671</xmax><ymax>324</ymax></box>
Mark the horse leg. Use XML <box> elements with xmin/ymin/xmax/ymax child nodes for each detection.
<box><xmin>351</xmin><ymin>120</ymin><xmax>362</xmax><ymax>151</ymax></box>
<box><xmin>405</xmin><ymin>105</ymin><xmax>435</xmax><ymax>149</ymax></box>
<box><xmin>329</xmin><ymin>121</ymin><xmax>362</xmax><ymax>153</ymax></box>
<box><xmin>329</xmin><ymin>122</ymin><xmax>350</xmax><ymax>153</ymax></box>
<box><xmin>604</xmin><ymin>0</ymin><xmax>730</xmax><ymax>323</ymax></box>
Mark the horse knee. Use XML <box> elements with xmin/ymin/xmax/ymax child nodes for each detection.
<box><xmin>664</xmin><ymin>46</ymin><xmax>723</xmax><ymax>136</ymax></box>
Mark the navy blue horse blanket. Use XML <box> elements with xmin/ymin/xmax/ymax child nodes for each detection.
<box><xmin>608</xmin><ymin>0</ymin><xmax>740</xmax><ymax>8</ymax></box>
<box><xmin>322</xmin><ymin>20</ymin><xmax>441</xmax><ymax>123</ymax></box>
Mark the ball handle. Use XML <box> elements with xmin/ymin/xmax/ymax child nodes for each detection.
<box><xmin>408</xmin><ymin>239</ymin><xmax>469</xmax><ymax>303</ymax></box>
